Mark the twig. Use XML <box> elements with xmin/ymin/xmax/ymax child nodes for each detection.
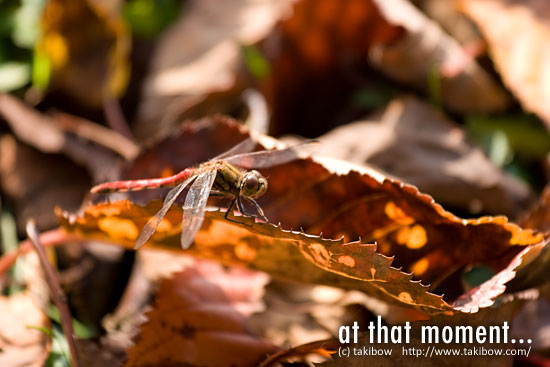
<box><xmin>26</xmin><ymin>220</ymin><xmax>81</xmax><ymax>367</ymax></box>
<box><xmin>53</xmin><ymin>111</ymin><xmax>140</xmax><ymax>161</ymax></box>
<box><xmin>0</xmin><ymin>195</ymin><xmax>3</xmax><ymax>252</ymax></box>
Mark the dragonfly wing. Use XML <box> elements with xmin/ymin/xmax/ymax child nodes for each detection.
<box><xmin>213</xmin><ymin>138</ymin><xmax>257</xmax><ymax>160</ymax></box>
<box><xmin>180</xmin><ymin>168</ymin><xmax>217</xmax><ymax>249</ymax></box>
<box><xmin>224</xmin><ymin>140</ymin><xmax>319</xmax><ymax>168</ymax></box>
<box><xmin>134</xmin><ymin>175</ymin><xmax>195</xmax><ymax>249</ymax></box>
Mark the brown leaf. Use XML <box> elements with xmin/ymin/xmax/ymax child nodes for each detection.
<box><xmin>250</xmin><ymin>282</ymin><xmax>378</xmax><ymax>351</ymax></box>
<box><xmin>262</xmin><ymin>0</ymin><xmax>510</xmax><ymax>137</ymax></box>
<box><xmin>261</xmin><ymin>0</ymin><xmax>404</xmax><ymax>136</ymax></box>
<box><xmin>101</xmin><ymin>251</ymin><xmax>197</xmax><ymax>350</ymax></box>
<box><xmin>0</xmin><ymin>134</ymin><xmax>91</xmax><ymax>231</ymax></box>
<box><xmin>460</xmin><ymin>0</ymin><xmax>550</xmax><ymax>127</ymax></box>
<box><xmin>136</xmin><ymin>0</ymin><xmax>295</xmax><ymax>139</ymax></box>
<box><xmin>509</xmin><ymin>285</ymin><xmax>550</xmax><ymax>354</ymax></box>
<box><xmin>257</xmin><ymin>157</ymin><xmax>542</xmax><ymax>286</ymax></box>
<box><xmin>122</xmin><ymin>116</ymin><xmax>251</xmax><ymax>185</ymax></box>
<box><xmin>38</xmin><ymin>0</ymin><xmax>130</xmax><ymax>106</ymax></box>
<box><xmin>520</xmin><ymin>184</ymin><xmax>550</xmax><ymax>233</ymax></box>
<box><xmin>78</xmin><ymin>339</ymin><xmax>126</xmax><ymax>367</ymax></box>
<box><xmin>124</xmin><ymin>261</ymin><xmax>275</xmax><ymax>367</ymax></box>
<box><xmin>314</xmin><ymin>97</ymin><xmax>534</xmax><ymax>217</ymax></box>
<box><xmin>259</xmin><ymin>339</ymin><xmax>339</xmax><ymax>367</ymax></box>
<box><xmin>0</xmin><ymin>292</ymin><xmax>51</xmax><ymax>367</ymax></box>
<box><xmin>0</xmin><ymin>93</ymin><xmax>133</xmax><ymax>181</ymax></box>
<box><xmin>454</xmin><ymin>241</ymin><xmax>548</xmax><ymax>312</ymax></box>
<box><xmin>369</xmin><ymin>0</ymin><xmax>511</xmax><ymax>115</ymax></box>
<box><xmin>125</xmin><ymin>116</ymin><xmax>539</xmax><ymax>279</ymax></box>
<box><xmin>59</xmin><ymin>117</ymin><xmax>543</xmax><ymax>314</ymax></box>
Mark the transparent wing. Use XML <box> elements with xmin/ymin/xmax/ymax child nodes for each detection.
<box><xmin>134</xmin><ymin>175</ymin><xmax>195</xmax><ymax>249</ymax></box>
<box><xmin>180</xmin><ymin>168</ymin><xmax>217</xmax><ymax>249</ymax></box>
<box><xmin>213</xmin><ymin>138</ymin><xmax>257</xmax><ymax>160</ymax></box>
<box><xmin>224</xmin><ymin>140</ymin><xmax>319</xmax><ymax>168</ymax></box>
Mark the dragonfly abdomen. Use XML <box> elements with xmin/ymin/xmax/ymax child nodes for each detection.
<box><xmin>90</xmin><ymin>168</ymin><xmax>196</xmax><ymax>194</ymax></box>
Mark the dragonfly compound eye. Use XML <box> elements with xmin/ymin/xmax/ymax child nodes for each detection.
<box><xmin>241</xmin><ymin>171</ymin><xmax>268</xmax><ymax>199</ymax></box>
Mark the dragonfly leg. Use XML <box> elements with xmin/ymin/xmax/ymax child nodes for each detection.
<box><xmin>236</xmin><ymin>195</ymin><xmax>247</xmax><ymax>216</ymax></box>
<box><xmin>223</xmin><ymin>197</ymin><xmax>254</xmax><ymax>226</ymax></box>
<box><xmin>242</xmin><ymin>196</ymin><xmax>268</xmax><ymax>222</ymax></box>
<box><xmin>238</xmin><ymin>196</ymin><xmax>268</xmax><ymax>222</ymax></box>
<box><xmin>224</xmin><ymin>198</ymin><xmax>236</xmax><ymax>221</ymax></box>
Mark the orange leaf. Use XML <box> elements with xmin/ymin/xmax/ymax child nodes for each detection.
<box><xmin>57</xmin><ymin>201</ymin><xmax>453</xmax><ymax>314</ymax></box>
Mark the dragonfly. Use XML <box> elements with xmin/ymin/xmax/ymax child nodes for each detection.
<box><xmin>90</xmin><ymin>138</ymin><xmax>315</xmax><ymax>250</ymax></box>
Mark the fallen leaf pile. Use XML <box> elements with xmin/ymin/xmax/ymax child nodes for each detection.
<box><xmin>125</xmin><ymin>260</ymin><xmax>275</xmax><ymax>367</ymax></box>
<box><xmin>0</xmin><ymin>0</ymin><xmax>549</xmax><ymax>366</ymax></box>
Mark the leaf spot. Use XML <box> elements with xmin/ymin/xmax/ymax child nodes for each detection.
<box><xmin>397</xmin><ymin>224</ymin><xmax>427</xmax><ymax>249</ymax></box>
<box><xmin>98</xmin><ymin>217</ymin><xmax>139</xmax><ymax>240</ymax></box>
<box><xmin>337</xmin><ymin>255</ymin><xmax>355</xmax><ymax>267</ymax></box>
<box><xmin>398</xmin><ymin>292</ymin><xmax>413</xmax><ymax>304</ymax></box>
<box><xmin>309</xmin><ymin>243</ymin><xmax>331</xmax><ymax>266</ymax></box>
<box><xmin>235</xmin><ymin>242</ymin><xmax>257</xmax><ymax>261</ymax></box>
<box><xmin>384</xmin><ymin>201</ymin><xmax>409</xmax><ymax>221</ymax></box>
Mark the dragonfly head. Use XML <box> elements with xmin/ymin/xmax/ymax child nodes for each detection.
<box><xmin>240</xmin><ymin>170</ymin><xmax>268</xmax><ymax>199</ymax></box>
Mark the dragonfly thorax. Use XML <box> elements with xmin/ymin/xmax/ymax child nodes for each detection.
<box><xmin>240</xmin><ymin>170</ymin><xmax>267</xmax><ymax>199</ymax></box>
<box><xmin>211</xmin><ymin>161</ymin><xmax>267</xmax><ymax>199</ymax></box>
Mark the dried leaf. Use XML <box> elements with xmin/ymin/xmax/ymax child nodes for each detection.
<box><xmin>0</xmin><ymin>93</ymin><xmax>131</xmax><ymax>181</ymax></box>
<box><xmin>454</xmin><ymin>241</ymin><xmax>548</xmax><ymax>312</ymax></box>
<box><xmin>369</xmin><ymin>0</ymin><xmax>511</xmax><ymax>115</ymax></box>
<box><xmin>314</xmin><ymin>97</ymin><xmax>533</xmax><ymax>217</ymax></box>
<box><xmin>520</xmin><ymin>184</ymin><xmax>550</xmax><ymax>233</ymax></box>
<box><xmin>256</xmin><ymin>157</ymin><xmax>542</xmax><ymax>285</ymax></box>
<box><xmin>261</xmin><ymin>0</ymin><xmax>404</xmax><ymax>136</ymax></box>
<box><xmin>125</xmin><ymin>117</ymin><xmax>539</xmax><ymax>280</ymax></box>
<box><xmin>259</xmin><ymin>339</ymin><xmax>339</xmax><ymax>367</ymax></box>
<box><xmin>58</xmin><ymin>201</ymin><xmax>454</xmax><ymax>314</ymax></box>
<box><xmin>78</xmin><ymin>339</ymin><xmax>126</xmax><ymax>367</ymax></box>
<box><xmin>124</xmin><ymin>261</ymin><xmax>275</xmax><ymax>367</ymax></box>
<box><xmin>0</xmin><ymin>292</ymin><xmax>51</xmax><ymax>367</ymax></box>
<box><xmin>262</xmin><ymin>0</ymin><xmax>509</xmax><ymax>137</ymax></box>
<box><xmin>460</xmin><ymin>0</ymin><xmax>550</xmax><ymax>127</ymax></box>
<box><xmin>0</xmin><ymin>134</ymin><xmax>91</xmax><ymax>231</ymax></box>
<box><xmin>509</xmin><ymin>285</ymin><xmax>550</xmax><ymax>354</ymax></box>
<box><xmin>136</xmin><ymin>0</ymin><xmax>295</xmax><ymax>138</ymax></box>
<box><xmin>38</xmin><ymin>0</ymin><xmax>130</xmax><ymax>106</ymax></box>
<box><xmin>102</xmin><ymin>250</ymin><xmax>196</xmax><ymax>348</ymax></box>
<box><xmin>59</xmin><ymin>117</ymin><xmax>543</xmax><ymax>314</ymax></box>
